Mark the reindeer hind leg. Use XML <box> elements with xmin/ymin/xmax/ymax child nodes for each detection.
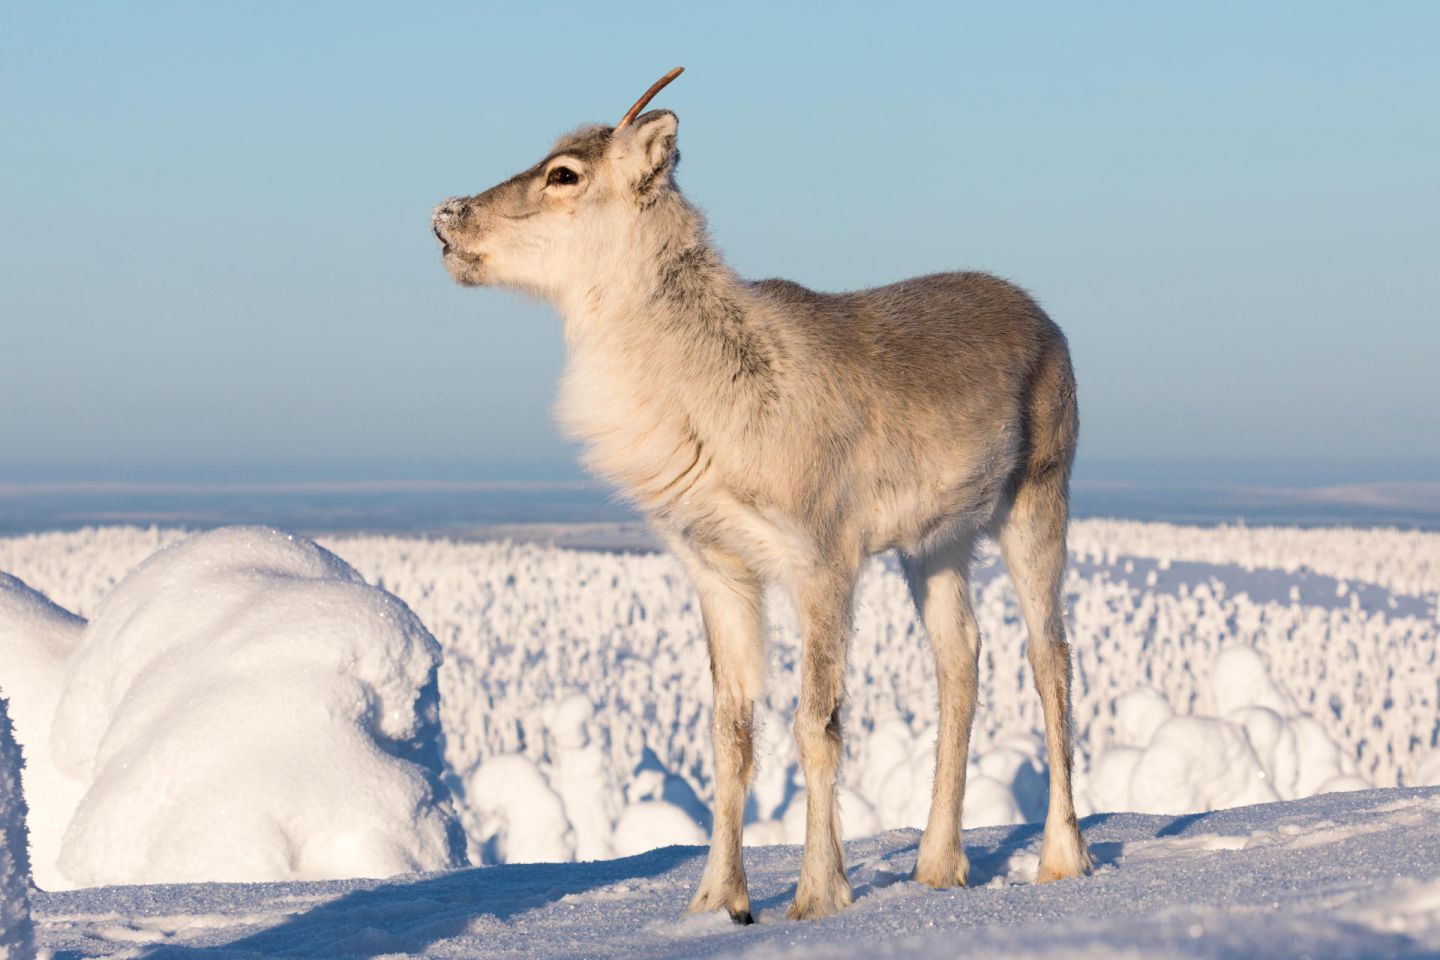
<box><xmin>901</xmin><ymin>534</ymin><xmax>981</xmax><ymax>889</ymax></box>
<box><xmin>999</xmin><ymin>470</ymin><xmax>1091</xmax><ymax>883</ymax></box>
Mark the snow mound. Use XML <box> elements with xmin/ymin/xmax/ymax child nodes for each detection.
<box><xmin>464</xmin><ymin>754</ymin><xmax>575</xmax><ymax>865</ymax></box>
<box><xmin>612</xmin><ymin>801</ymin><xmax>706</xmax><ymax>857</ymax></box>
<box><xmin>43</xmin><ymin>527</ymin><xmax>466</xmax><ymax>887</ymax></box>
<box><xmin>0</xmin><ymin>574</ymin><xmax>85</xmax><ymax>891</ymax></box>
<box><xmin>1083</xmin><ymin>645</ymin><xmax>1367</xmax><ymax>815</ymax></box>
<box><xmin>0</xmin><ymin>696</ymin><xmax>35</xmax><ymax>960</ymax></box>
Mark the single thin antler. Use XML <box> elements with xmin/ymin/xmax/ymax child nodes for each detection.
<box><xmin>615</xmin><ymin>66</ymin><xmax>685</xmax><ymax>131</ymax></box>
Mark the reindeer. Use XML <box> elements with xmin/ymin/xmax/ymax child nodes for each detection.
<box><xmin>432</xmin><ymin>67</ymin><xmax>1091</xmax><ymax>922</ymax></box>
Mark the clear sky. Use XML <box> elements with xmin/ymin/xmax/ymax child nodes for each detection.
<box><xmin>3</xmin><ymin>2</ymin><xmax>1437</xmax><ymax>484</ymax></box>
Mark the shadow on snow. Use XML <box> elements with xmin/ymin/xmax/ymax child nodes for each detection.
<box><xmin>134</xmin><ymin>846</ymin><xmax>704</xmax><ymax>960</ymax></box>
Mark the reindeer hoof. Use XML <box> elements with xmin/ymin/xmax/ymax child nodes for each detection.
<box><xmin>688</xmin><ymin>878</ymin><xmax>752</xmax><ymax>923</ymax></box>
<box><xmin>1037</xmin><ymin>826</ymin><xmax>1093</xmax><ymax>883</ymax></box>
<box><xmin>787</xmin><ymin>873</ymin><xmax>853</xmax><ymax>920</ymax></box>
<box><xmin>912</xmin><ymin>847</ymin><xmax>970</xmax><ymax>889</ymax></box>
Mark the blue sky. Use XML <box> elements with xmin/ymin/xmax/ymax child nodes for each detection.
<box><xmin>3</xmin><ymin>2</ymin><xmax>1437</xmax><ymax>484</ymax></box>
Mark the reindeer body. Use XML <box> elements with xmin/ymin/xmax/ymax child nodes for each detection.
<box><xmin>563</xmin><ymin>259</ymin><xmax>1071</xmax><ymax>564</ymax></box>
<box><xmin>433</xmin><ymin>75</ymin><xmax>1091</xmax><ymax>922</ymax></box>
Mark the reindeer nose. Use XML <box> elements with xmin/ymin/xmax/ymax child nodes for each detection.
<box><xmin>432</xmin><ymin>199</ymin><xmax>464</xmax><ymax>247</ymax></box>
<box><xmin>434</xmin><ymin>199</ymin><xmax>469</xmax><ymax>228</ymax></box>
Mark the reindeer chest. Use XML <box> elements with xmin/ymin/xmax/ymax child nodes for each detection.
<box><xmin>557</xmin><ymin>343</ymin><xmax>816</xmax><ymax>576</ymax></box>
<box><xmin>556</xmin><ymin>342</ymin><xmax>717</xmax><ymax>502</ymax></box>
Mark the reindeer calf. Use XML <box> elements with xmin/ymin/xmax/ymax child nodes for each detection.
<box><xmin>432</xmin><ymin>68</ymin><xmax>1091</xmax><ymax>922</ymax></box>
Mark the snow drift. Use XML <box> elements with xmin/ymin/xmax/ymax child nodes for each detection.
<box><xmin>3</xmin><ymin>527</ymin><xmax>467</xmax><ymax>889</ymax></box>
<box><xmin>1079</xmin><ymin>646</ymin><xmax>1369</xmax><ymax>816</ymax></box>
<box><xmin>1</xmin><ymin>520</ymin><xmax>1435</xmax><ymax>880</ymax></box>
<box><xmin>0</xmin><ymin>696</ymin><xmax>35</xmax><ymax>960</ymax></box>
<box><xmin>0</xmin><ymin>574</ymin><xmax>83</xmax><ymax>891</ymax></box>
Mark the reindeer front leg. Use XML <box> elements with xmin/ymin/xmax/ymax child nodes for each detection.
<box><xmin>788</xmin><ymin>564</ymin><xmax>856</xmax><ymax>921</ymax></box>
<box><xmin>676</xmin><ymin>543</ymin><xmax>764</xmax><ymax>925</ymax></box>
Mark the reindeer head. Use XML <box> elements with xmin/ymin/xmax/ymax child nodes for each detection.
<box><xmin>432</xmin><ymin>68</ymin><xmax>685</xmax><ymax>298</ymax></box>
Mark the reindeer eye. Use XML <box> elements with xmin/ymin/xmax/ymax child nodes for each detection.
<box><xmin>546</xmin><ymin>166</ymin><xmax>579</xmax><ymax>186</ymax></box>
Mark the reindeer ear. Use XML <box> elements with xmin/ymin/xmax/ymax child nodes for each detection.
<box><xmin>616</xmin><ymin>110</ymin><xmax>678</xmax><ymax>190</ymax></box>
<box><xmin>633</xmin><ymin>110</ymin><xmax>678</xmax><ymax>169</ymax></box>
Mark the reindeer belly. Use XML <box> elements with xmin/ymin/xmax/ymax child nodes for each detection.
<box><xmin>859</xmin><ymin>422</ymin><xmax>1022</xmax><ymax>554</ymax></box>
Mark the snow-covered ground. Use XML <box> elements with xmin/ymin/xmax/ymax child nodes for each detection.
<box><xmin>0</xmin><ymin>520</ymin><xmax>1437</xmax><ymax>955</ymax></box>
<box><xmin>28</xmin><ymin>787</ymin><xmax>1440</xmax><ymax>958</ymax></box>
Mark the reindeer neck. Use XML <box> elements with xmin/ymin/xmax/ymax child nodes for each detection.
<box><xmin>552</xmin><ymin>194</ymin><xmax>777</xmax><ymax>500</ymax></box>
<box><xmin>557</xmin><ymin>194</ymin><xmax>776</xmax><ymax>415</ymax></box>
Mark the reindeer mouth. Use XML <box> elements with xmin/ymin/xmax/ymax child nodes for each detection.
<box><xmin>446</xmin><ymin>248</ymin><xmax>484</xmax><ymax>267</ymax></box>
<box><xmin>437</xmin><ymin>239</ymin><xmax>487</xmax><ymax>287</ymax></box>
<box><xmin>434</xmin><ymin>225</ymin><xmax>486</xmax><ymax>267</ymax></box>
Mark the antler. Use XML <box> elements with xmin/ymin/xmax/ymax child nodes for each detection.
<box><xmin>615</xmin><ymin>66</ymin><xmax>685</xmax><ymax>131</ymax></box>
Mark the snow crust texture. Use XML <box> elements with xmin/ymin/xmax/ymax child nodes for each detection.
<box><xmin>0</xmin><ymin>521</ymin><xmax>1436</xmax><ymax>885</ymax></box>
<box><xmin>0</xmin><ymin>696</ymin><xmax>35</xmax><ymax>960</ymax></box>
<box><xmin>26</xmin><ymin>787</ymin><xmax>1440</xmax><ymax>959</ymax></box>
<box><xmin>3</xmin><ymin>527</ymin><xmax>466</xmax><ymax>889</ymax></box>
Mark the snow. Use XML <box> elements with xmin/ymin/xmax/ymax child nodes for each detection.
<box><xmin>0</xmin><ymin>574</ymin><xmax>83</xmax><ymax>892</ymax></box>
<box><xmin>0</xmin><ymin>518</ymin><xmax>1437</xmax><ymax>955</ymax></box>
<box><xmin>1126</xmin><ymin>716</ymin><xmax>1277</xmax><ymax>813</ymax></box>
<box><xmin>463</xmin><ymin>754</ymin><xmax>575</xmax><ymax>864</ymax></box>
<box><xmin>24</xmin><ymin>786</ymin><xmax>1440</xmax><ymax>958</ymax></box>
<box><xmin>0</xmin><ymin>697</ymin><xmax>35</xmax><ymax>960</ymax></box>
<box><xmin>1</xmin><ymin>521</ymin><xmax>1437</xmax><ymax>890</ymax></box>
<box><xmin>613</xmin><ymin>801</ymin><xmax>707</xmax><ymax>857</ymax></box>
<box><xmin>1417</xmin><ymin>751</ymin><xmax>1440</xmax><ymax>787</ymax></box>
<box><xmin>1080</xmin><ymin>644</ymin><xmax>1375</xmax><ymax>816</ymax></box>
<box><xmin>1067</xmin><ymin>519</ymin><xmax>1440</xmax><ymax>598</ymax></box>
<box><xmin>5</xmin><ymin>527</ymin><xmax>467</xmax><ymax>889</ymax></box>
